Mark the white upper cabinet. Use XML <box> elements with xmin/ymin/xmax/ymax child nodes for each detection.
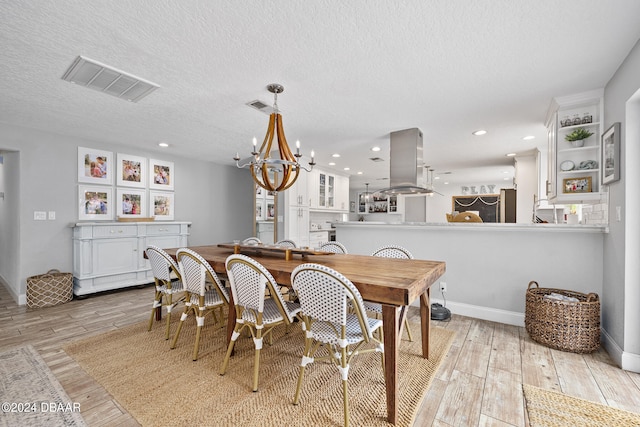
<box><xmin>309</xmin><ymin>168</ymin><xmax>349</xmax><ymax>212</ymax></box>
<box><xmin>545</xmin><ymin>89</ymin><xmax>604</xmax><ymax>203</ymax></box>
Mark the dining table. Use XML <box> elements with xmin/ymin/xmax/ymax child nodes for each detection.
<box><xmin>161</xmin><ymin>243</ymin><xmax>446</xmax><ymax>425</ymax></box>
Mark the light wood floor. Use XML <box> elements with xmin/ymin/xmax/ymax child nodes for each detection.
<box><xmin>2</xmin><ymin>283</ymin><xmax>640</xmax><ymax>426</ymax></box>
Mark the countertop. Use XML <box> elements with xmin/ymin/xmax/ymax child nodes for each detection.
<box><xmin>333</xmin><ymin>221</ymin><xmax>608</xmax><ymax>233</ymax></box>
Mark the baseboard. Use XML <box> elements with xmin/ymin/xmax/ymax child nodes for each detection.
<box><xmin>419</xmin><ymin>297</ymin><xmax>525</xmax><ymax>327</ymax></box>
<box><xmin>602</xmin><ymin>328</ymin><xmax>640</xmax><ymax>373</ymax></box>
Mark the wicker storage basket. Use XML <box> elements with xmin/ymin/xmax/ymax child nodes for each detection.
<box><xmin>525</xmin><ymin>281</ymin><xmax>600</xmax><ymax>353</ymax></box>
<box><xmin>26</xmin><ymin>269</ymin><xmax>73</xmax><ymax>308</ymax></box>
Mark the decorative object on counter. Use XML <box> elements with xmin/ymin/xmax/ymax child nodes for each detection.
<box><xmin>577</xmin><ymin>160</ymin><xmax>597</xmax><ymax>170</ymax></box>
<box><xmin>525</xmin><ymin>281</ymin><xmax>600</xmax><ymax>353</ymax></box>
<box><xmin>562</xmin><ymin>176</ymin><xmax>592</xmax><ymax>193</ymax></box>
<box><xmin>602</xmin><ymin>122</ymin><xmax>621</xmax><ymax>184</ymax></box>
<box><xmin>233</xmin><ymin>83</ymin><xmax>315</xmax><ymax>192</ymax></box>
<box><xmin>450</xmin><ymin>212</ymin><xmax>483</xmax><ymax>223</ymax></box>
<box><xmin>559</xmin><ymin>160</ymin><xmax>575</xmax><ymax>171</ymax></box>
<box><xmin>560</xmin><ymin>115</ymin><xmax>571</xmax><ymax>127</ymax></box>
<box><xmin>564</xmin><ymin>127</ymin><xmax>594</xmax><ymax>147</ymax></box>
<box><xmin>581</xmin><ymin>112</ymin><xmax>593</xmax><ymax>124</ymax></box>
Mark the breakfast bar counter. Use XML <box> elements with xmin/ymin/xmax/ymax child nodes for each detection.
<box><xmin>334</xmin><ymin>221</ymin><xmax>606</xmax><ymax>326</ymax></box>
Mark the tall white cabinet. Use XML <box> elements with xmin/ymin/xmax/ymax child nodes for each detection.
<box><xmin>545</xmin><ymin>89</ymin><xmax>604</xmax><ymax>203</ymax></box>
<box><xmin>284</xmin><ymin>171</ymin><xmax>310</xmax><ymax>247</ymax></box>
<box><xmin>72</xmin><ymin>221</ymin><xmax>190</xmax><ymax>296</ymax></box>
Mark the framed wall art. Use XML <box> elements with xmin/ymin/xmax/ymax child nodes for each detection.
<box><xmin>116</xmin><ymin>188</ymin><xmax>146</xmax><ymax>219</ymax></box>
<box><xmin>562</xmin><ymin>176</ymin><xmax>592</xmax><ymax>193</ymax></box>
<box><xmin>602</xmin><ymin>122</ymin><xmax>621</xmax><ymax>185</ymax></box>
<box><xmin>150</xmin><ymin>191</ymin><xmax>174</xmax><ymax>220</ymax></box>
<box><xmin>78</xmin><ymin>147</ymin><xmax>113</xmax><ymax>185</ymax></box>
<box><xmin>149</xmin><ymin>159</ymin><xmax>174</xmax><ymax>190</ymax></box>
<box><xmin>78</xmin><ymin>185</ymin><xmax>113</xmax><ymax>220</ymax></box>
<box><xmin>116</xmin><ymin>153</ymin><xmax>147</xmax><ymax>188</ymax></box>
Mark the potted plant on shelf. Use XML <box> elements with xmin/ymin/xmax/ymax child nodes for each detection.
<box><xmin>565</xmin><ymin>128</ymin><xmax>594</xmax><ymax>147</ymax></box>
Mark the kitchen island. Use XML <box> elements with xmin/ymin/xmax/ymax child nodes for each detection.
<box><xmin>334</xmin><ymin>222</ymin><xmax>606</xmax><ymax>326</ymax></box>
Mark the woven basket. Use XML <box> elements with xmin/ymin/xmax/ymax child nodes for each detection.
<box><xmin>525</xmin><ymin>280</ymin><xmax>600</xmax><ymax>353</ymax></box>
<box><xmin>26</xmin><ymin>269</ymin><xmax>73</xmax><ymax>308</ymax></box>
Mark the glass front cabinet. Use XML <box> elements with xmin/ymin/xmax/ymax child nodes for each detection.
<box><xmin>545</xmin><ymin>89</ymin><xmax>604</xmax><ymax>204</ymax></box>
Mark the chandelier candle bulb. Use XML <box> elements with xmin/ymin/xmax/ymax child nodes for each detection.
<box><xmin>296</xmin><ymin>140</ymin><xmax>300</xmax><ymax>156</ymax></box>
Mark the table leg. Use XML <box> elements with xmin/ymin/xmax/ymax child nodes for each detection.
<box><xmin>419</xmin><ymin>288</ymin><xmax>431</xmax><ymax>358</ymax></box>
<box><xmin>381</xmin><ymin>304</ymin><xmax>399</xmax><ymax>425</ymax></box>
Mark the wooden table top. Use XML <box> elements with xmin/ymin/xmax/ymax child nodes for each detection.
<box><xmin>164</xmin><ymin>244</ymin><xmax>446</xmax><ymax>307</ymax></box>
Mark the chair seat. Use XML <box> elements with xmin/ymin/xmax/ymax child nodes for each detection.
<box><xmin>307</xmin><ymin>313</ymin><xmax>382</xmax><ymax>346</ymax></box>
<box><xmin>187</xmin><ymin>288</ymin><xmax>226</xmax><ymax>307</ymax></box>
<box><xmin>363</xmin><ymin>301</ymin><xmax>382</xmax><ymax>313</ymax></box>
<box><xmin>240</xmin><ymin>299</ymin><xmax>301</xmax><ymax>324</ymax></box>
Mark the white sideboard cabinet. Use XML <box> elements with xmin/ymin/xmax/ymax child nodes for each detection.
<box><xmin>72</xmin><ymin>221</ymin><xmax>190</xmax><ymax>296</ymax></box>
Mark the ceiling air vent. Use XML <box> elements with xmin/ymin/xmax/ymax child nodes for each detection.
<box><xmin>246</xmin><ymin>99</ymin><xmax>276</xmax><ymax>115</ymax></box>
<box><xmin>61</xmin><ymin>56</ymin><xmax>160</xmax><ymax>102</ymax></box>
<box><xmin>369</xmin><ymin>157</ymin><xmax>384</xmax><ymax>162</ymax></box>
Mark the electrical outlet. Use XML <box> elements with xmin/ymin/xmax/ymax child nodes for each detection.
<box><xmin>439</xmin><ymin>282</ymin><xmax>447</xmax><ymax>292</ymax></box>
<box><xmin>34</xmin><ymin>211</ymin><xmax>46</xmax><ymax>220</ymax></box>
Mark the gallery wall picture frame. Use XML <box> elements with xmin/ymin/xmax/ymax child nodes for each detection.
<box><xmin>256</xmin><ymin>200</ymin><xmax>263</xmax><ymax>220</ymax></box>
<box><xmin>266</xmin><ymin>201</ymin><xmax>275</xmax><ymax>220</ymax></box>
<box><xmin>78</xmin><ymin>147</ymin><xmax>113</xmax><ymax>185</ymax></box>
<box><xmin>562</xmin><ymin>176</ymin><xmax>592</xmax><ymax>193</ymax></box>
<box><xmin>116</xmin><ymin>153</ymin><xmax>147</xmax><ymax>188</ymax></box>
<box><xmin>78</xmin><ymin>185</ymin><xmax>113</xmax><ymax>220</ymax></box>
<box><xmin>149</xmin><ymin>159</ymin><xmax>174</xmax><ymax>190</ymax></box>
<box><xmin>116</xmin><ymin>188</ymin><xmax>146</xmax><ymax>219</ymax></box>
<box><xmin>602</xmin><ymin>122</ymin><xmax>621</xmax><ymax>185</ymax></box>
<box><xmin>150</xmin><ymin>191</ymin><xmax>175</xmax><ymax>220</ymax></box>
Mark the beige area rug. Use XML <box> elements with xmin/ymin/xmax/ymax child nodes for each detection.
<box><xmin>64</xmin><ymin>315</ymin><xmax>454</xmax><ymax>427</ymax></box>
<box><xmin>0</xmin><ymin>344</ymin><xmax>86</xmax><ymax>427</ymax></box>
<box><xmin>523</xmin><ymin>384</ymin><xmax>640</xmax><ymax>427</ymax></box>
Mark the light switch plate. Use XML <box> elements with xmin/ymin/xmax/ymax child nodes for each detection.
<box><xmin>48</xmin><ymin>211</ymin><xmax>56</xmax><ymax>220</ymax></box>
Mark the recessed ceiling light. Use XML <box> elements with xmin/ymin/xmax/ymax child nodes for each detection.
<box><xmin>343</xmin><ymin>167</ymin><xmax>350</xmax><ymax>171</ymax></box>
<box><xmin>328</xmin><ymin>162</ymin><xmax>336</xmax><ymax>166</ymax></box>
<box><xmin>444</xmin><ymin>182</ymin><xmax>449</xmax><ymax>185</ymax></box>
<box><xmin>434</xmin><ymin>176</ymin><xmax>440</xmax><ymax>180</ymax></box>
<box><xmin>506</xmin><ymin>152</ymin><xmax>517</xmax><ymax>157</ymax></box>
<box><xmin>472</xmin><ymin>130</ymin><xmax>487</xmax><ymax>136</ymax></box>
<box><xmin>371</xmin><ymin>146</ymin><xmax>381</xmax><ymax>152</ymax></box>
<box><xmin>523</xmin><ymin>135</ymin><xmax>535</xmax><ymax>140</ymax></box>
<box><xmin>504</xmin><ymin>177</ymin><xmax>511</xmax><ymax>180</ymax></box>
<box><xmin>158</xmin><ymin>142</ymin><xmax>169</xmax><ymax>147</ymax></box>
<box><xmin>357</xmin><ymin>171</ymin><xmax>363</xmax><ymax>175</ymax></box>
<box><xmin>332</xmin><ymin>153</ymin><xmax>341</xmax><ymax>158</ymax></box>
<box><xmin>503</xmin><ymin>171</ymin><xmax>509</xmax><ymax>174</ymax></box>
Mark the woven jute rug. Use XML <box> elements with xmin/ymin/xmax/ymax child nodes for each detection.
<box><xmin>64</xmin><ymin>315</ymin><xmax>454</xmax><ymax>426</ymax></box>
<box><xmin>523</xmin><ymin>384</ymin><xmax>640</xmax><ymax>427</ymax></box>
<box><xmin>0</xmin><ymin>345</ymin><xmax>86</xmax><ymax>427</ymax></box>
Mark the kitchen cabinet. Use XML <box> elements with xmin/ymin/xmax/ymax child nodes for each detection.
<box><xmin>545</xmin><ymin>89</ymin><xmax>604</xmax><ymax>203</ymax></box>
<box><xmin>72</xmin><ymin>221</ymin><xmax>190</xmax><ymax>296</ymax></box>
<box><xmin>287</xmin><ymin>206</ymin><xmax>310</xmax><ymax>247</ymax></box>
<box><xmin>309</xmin><ymin>230</ymin><xmax>329</xmax><ymax>248</ymax></box>
<box><xmin>310</xmin><ymin>168</ymin><xmax>350</xmax><ymax>212</ymax></box>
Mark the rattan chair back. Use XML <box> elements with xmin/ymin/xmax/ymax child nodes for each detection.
<box><xmin>318</xmin><ymin>241</ymin><xmax>348</xmax><ymax>254</ymax></box>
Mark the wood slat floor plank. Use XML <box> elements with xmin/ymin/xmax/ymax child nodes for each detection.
<box><xmin>2</xmin><ymin>282</ymin><xmax>640</xmax><ymax>426</ymax></box>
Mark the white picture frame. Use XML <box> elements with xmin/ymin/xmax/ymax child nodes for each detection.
<box><xmin>78</xmin><ymin>147</ymin><xmax>113</xmax><ymax>185</ymax></box>
<box><xmin>78</xmin><ymin>185</ymin><xmax>113</xmax><ymax>220</ymax></box>
<box><xmin>116</xmin><ymin>153</ymin><xmax>147</xmax><ymax>188</ymax></box>
<box><xmin>150</xmin><ymin>191</ymin><xmax>175</xmax><ymax>220</ymax></box>
<box><xmin>116</xmin><ymin>188</ymin><xmax>146</xmax><ymax>219</ymax></box>
<box><xmin>149</xmin><ymin>159</ymin><xmax>174</xmax><ymax>190</ymax></box>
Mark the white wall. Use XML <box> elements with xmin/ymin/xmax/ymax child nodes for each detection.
<box><xmin>601</xmin><ymin>38</ymin><xmax>640</xmax><ymax>371</ymax></box>
<box><xmin>0</xmin><ymin>123</ymin><xmax>253</xmax><ymax>304</ymax></box>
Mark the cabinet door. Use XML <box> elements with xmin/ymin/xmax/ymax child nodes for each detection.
<box><xmin>92</xmin><ymin>238</ymin><xmax>139</xmax><ymax>275</ymax></box>
<box><xmin>318</xmin><ymin>172</ymin><xmax>326</xmax><ymax>207</ymax></box>
<box><xmin>287</xmin><ymin>206</ymin><xmax>309</xmax><ymax>246</ymax></box>
<box><xmin>308</xmin><ymin>169</ymin><xmax>320</xmax><ymax>209</ymax></box>
<box><xmin>336</xmin><ymin>175</ymin><xmax>350</xmax><ymax>211</ymax></box>
<box><xmin>327</xmin><ymin>175</ymin><xmax>335</xmax><ymax>208</ymax></box>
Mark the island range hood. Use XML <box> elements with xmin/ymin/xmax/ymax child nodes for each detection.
<box><xmin>378</xmin><ymin>128</ymin><xmax>439</xmax><ymax>195</ymax></box>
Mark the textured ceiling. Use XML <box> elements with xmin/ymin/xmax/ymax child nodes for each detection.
<box><xmin>1</xmin><ymin>1</ymin><xmax>639</xmax><ymax>190</ymax></box>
